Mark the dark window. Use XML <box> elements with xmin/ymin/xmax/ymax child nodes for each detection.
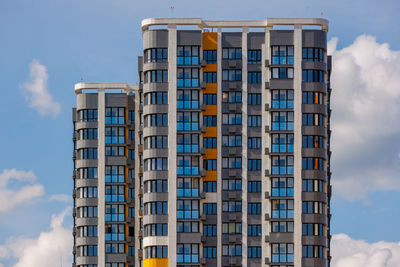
<box><xmin>248</xmin><ymin>115</ymin><xmax>261</xmax><ymax>127</ymax></box>
<box><xmin>222</xmin><ymin>48</ymin><xmax>242</xmax><ymax>59</ymax></box>
<box><xmin>302</xmin><ymin>70</ymin><xmax>324</xmax><ymax>82</ymax></box>
<box><xmin>302</xmin><ymin>135</ymin><xmax>324</xmax><ymax>148</ymax></box>
<box><xmin>203</xmin><ymin>94</ymin><xmax>217</xmax><ymax>105</ymax></box>
<box><xmin>248</xmin><ymin>137</ymin><xmax>261</xmax><ymax>149</ymax></box>
<box><xmin>203</xmin><ymin>50</ymin><xmax>217</xmax><ymax>63</ymax></box>
<box><xmin>203</xmin><ymin>137</ymin><xmax>217</xmax><ymax>148</ymax></box>
<box><xmin>177</xmin><ymin>46</ymin><xmax>200</xmax><ymax>65</ymax></box>
<box><xmin>248</xmin><ymin>181</ymin><xmax>261</xmax><ymax>192</ymax></box>
<box><xmin>222</xmin><ymin>91</ymin><xmax>242</xmax><ymax>103</ymax></box>
<box><xmin>204</xmin><ymin>159</ymin><xmax>217</xmax><ymax>171</ymax></box>
<box><xmin>272</xmin><ymin>177</ymin><xmax>294</xmax><ymax>197</ymax></box>
<box><xmin>272</xmin><ymin>111</ymin><xmax>294</xmax><ymax>131</ymax></box>
<box><xmin>248</xmin><ymin>72</ymin><xmax>261</xmax><ymax>83</ymax></box>
<box><xmin>204</xmin><ymin>115</ymin><xmax>217</xmax><ymax>126</ymax></box>
<box><xmin>145</xmin><ymin>70</ymin><xmax>168</xmax><ymax>83</ymax></box>
<box><xmin>222</xmin><ymin>70</ymin><xmax>242</xmax><ymax>81</ymax></box>
<box><xmin>302</xmin><ymin>157</ymin><xmax>324</xmax><ymax>170</ymax></box>
<box><xmin>144</xmin><ymin>48</ymin><xmax>168</xmax><ymax>63</ymax></box>
<box><xmin>271</xmin><ymin>67</ymin><xmax>294</xmax><ymax>79</ymax></box>
<box><xmin>271</xmin><ymin>45</ymin><xmax>294</xmax><ymax>65</ymax></box>
<box><xmin>272</xmin><ymin>221</ymin><xmax>294</xmax><ymax>233</ymax></box>
<box><xmin>203</xmin><ymin>72</ymin><xmax>217</xmax><ymax>83</ymax></box>
<box><xmin>248</xmin><ymin>50</ymin><xmax>261</xmax><ymax>64</ymax></box>
<box><xmin>177</xmin><ymin>89</ymin><xmax>199</xmax><ymax>109</ymax></box>
<box><xmin>302</xmin><ymin>113</ymin><xmax>324</xmax><ymax>126</ymax></box>
<box><xmin>272</xmin><ymin>89</ymin><xmax>294</xmax><ymax>109</ymax></box>
<box><xmin>222</xmin><ymin>113</ymin><xmax>242</xmax><ymax>125</ymax></box>
<box><xmin>272</xmin><ymin>155</ymin><xmax>294</xmax><ymax>175</ymax></box>
<box><xmin>272</xmin><ymin>243</ymin><xmax>294</xmax><ymax>263</ymax></box>
<box><xmin>248</xmin><ymin>203</ymin><xmax>261</xmax><ymax>214</ymax></box>
<box><xmin>303</xmin><ymin>245</ymin><xmax>324</xmax><ymax>258</ymax></box>
<box><xmin>146</xmin><ymin>92</ymin><xmax>168</xmax><ymax>105</ymax></box>
<box><xmin>302</xmin><ymin>91</ymin><xmax>324</xmax><ymax>104</ymax></box>
<box><xmin>302</xmin><ymin>48</ymin><xmax>324</xmax><ymax>62</ymax></box>
<box><xmin>248</xmin><ymin>93</ymin><xmax>261</xmax><ymax>105</ymax></box>
<box><xmin>248</xmin><ymin>159</ymin><xmax>261</xmax><ymax>171</ymax></box>
<box><xmin>248</xmin><ymin>246</ymin><xmax>261</xmax><ymax>258</ymax></box>
<box><xmin>222</xmin><ymin>135</ymin><xmax>242</xmax><ymax>147</ymax></box>
<box><xmin>79</xmin><ymin>109</ymin><xmax>98</xmax><ymax>122</ymax></box>
<box><xmin>177</xmin><ymin>221</ymin><xmax>199</xmax><ymax>233</ymax></box>
<box><xmin>272</xmin><ymin>133</ymin><xmax>294</xmax><ymax>153</ymax></box>
<box><xmin>203</xmin><ymin>181</ymin><xmax>217</xmax><ymax>192</ymax></box>
<box><xmin>177</xmin><ymin>68</ymin><xmax>199</xmax><ymax>87</ymax></box>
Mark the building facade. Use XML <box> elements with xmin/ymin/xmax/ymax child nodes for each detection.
<box><xmin>72</xmin><ymin>18</ymin><xmax>332</xmax><ymax>267</ymax></box>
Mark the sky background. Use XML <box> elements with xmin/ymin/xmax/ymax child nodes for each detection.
<box><xmin>0</xmin><ymin>0</ymin><xmax>400</xmax><ymax>266</ymax></box>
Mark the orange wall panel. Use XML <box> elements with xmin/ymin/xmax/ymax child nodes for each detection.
<box><xmin>203</xmin><ymin>171</ymin><xmax>217</xmax><ymax>181</ymax></box>
<box><xmin>204</xmin><ymin>148</ymin><xmax>217</xmax><ymax>159</ymax></box>
<box><xmin>203</xmin><ymin>64</ymin><xmax>217</xmax><ymax>72</ymax></box>
<box><xmin>203</xmin><ymin>105</ymin><xmax>217</xmax><ymax>115</ymax></box>
<box><xmin>202</xmin><ymin>32</ymin><xmax>217</xmax><ymax>50</ymax></box>
<box><xmin>203</xmin><ymin>127</ymin><xmax>217</xmax><ymax>137</ymax></box>
<box><xmin>143</xmin><ymin>258</ymin><xmax>169</xmax><ymax>267</ymax></box>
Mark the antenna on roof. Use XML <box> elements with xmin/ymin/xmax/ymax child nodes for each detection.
<box><xmin>321</xmin><ymin>11</ymin><xmax>324</xmax><ymax>17</ymax></box>
<box><xmin>169</xmin><ymin>6</ymin><xmax>174</xmax><ymax>16</ymax></box>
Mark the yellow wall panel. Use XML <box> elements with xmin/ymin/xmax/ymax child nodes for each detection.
<box><xmin>143</xmin><ymin>258</ymin><xmax>169</xmax><ymax>267</ymax></box>
<box><xmin>202</xmin><ymin>32</ymin><xmax>218</xmax><ymax>50</ymax></box>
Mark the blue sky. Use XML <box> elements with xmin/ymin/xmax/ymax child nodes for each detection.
<box><xmin>0</xmin><ymin>0</ymin><xmax>400</xmax><ymax>266</ymax></box>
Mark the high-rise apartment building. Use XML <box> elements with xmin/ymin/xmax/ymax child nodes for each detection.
<box><xmin>72</xmin><ymin>18</ymin><xmax>332</xmax><ymax>267</ymax></box>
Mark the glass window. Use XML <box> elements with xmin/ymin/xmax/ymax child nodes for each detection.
<box><xmin>177</xmin><ymin>46</ymin><xmax>199</xmax><ymax>65</ymax></box>
<box><xmin>271</xmin><ymin>45</ymin><xmax>294</xmax><ymax>65</ymax></box>
<box><xmin>271</xmin><ymin>155</ymin><xmax>294</xmax><ymax>175</ymax></box>
<box><xmin>271</xmin><ymin>89</ymin><xmax>294</xmax><ymax>109</ymax></box>
<box><xmin>272</xmin><ymin>133</ymin><xmax>294</xmax><ymax>153</ymax></box>
<box><xmin>272</xmin><ymin>243</ymin><xmax>294</xmax><ymax>263</ymax></box>
<box><xmin>222</xmin><ymin>48</ymin><xmax>242</xmax><ymax>59</ymax></box>
<box><xmin>222</xmin><ymin>70</ymin><xmax>242</xmax><ymax>81</ymax></box>
<box><xmin>272</xmin><ymin>177</ymin><xmax>294</xmax><ymax>197</ymax></box>
<box><xmin>272</xmin><ymin>111</ymin><xmax>294</xmax><ymax>131</ymax></box>
<box><xmin>248</xmin><ymin>50</ymin><xmax>261</xmax><ymax>64</ymax></box>
<box><xmin>144</xmin><ymin>48</ymin><xmax>168</xmax><ymax>63</ymax></box>
<box><xmin>271</xmin><ymin>67</ymin><xmax>294</xmax><ymax>79</ymax></box>
<box><xmin>177</xmin><ymin>68</ymin><xmax>199</xmax><ymax>87</ymax></box>
<box><xmin>203</xmin><ymin>50</ymin><xmax>217</xmax><ymax>64</ymax></box>
<box><xmin>272</xmin><ymin>199</ymin><xmax>294</xmax><ymax>219</ymax></box>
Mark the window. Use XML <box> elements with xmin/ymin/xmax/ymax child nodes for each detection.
<box><xmin>248</xmin><ymin>115</ymin><xmax>261</xmax><ymax>127</ymax></box>
<box><xmin>302</xmin><ymin>47</ymin><xmax>324</xmax><ymax>62</ymax></box>
<box><xmin>177</xmin><ymin>156</ymin><xmax>199</xmax><ymax>175</ymax></box>
<box><xmin>303</xmin><ymin>245</ymin><xmax>324</xmax><ymax>258</ymax></box>
<box><xmin>80</xmin><ymin>167</ymin><xmax>97</xmax><ymax>179</ymax></box>
<box><xmin>145</xmin><ymin>246</ymin><xmax>168</xmax><ymax>259</ymax></box>
<box><xmin>105</xmin><ymin>166</ymin><xmax>124</xmax><ymax>183</ymax></box>
<box><xmin>204</xmin><ymin>115</ymin><xmax>217</xmax><ymax>126</ymax></box>
<box><xmin>272</xmin><ymin>177</ymin><xmax>294</xmax><ymax>197</ymax></box>
<box><xmin>177</xmin><ymin>111</ymin><xmax>199</xmax><ymax>131</ymax></box>
<box><xmin>248</xmin><ymin>247</ymin><xmax>261</xmax><ymax>258</ymax></box>
<box><xmin>302</xmin><ymin>157</ymin><xmax>324</xmax><ymax>170</ymax></box>
<box><xmin>302</xmin><ymin>201</ymin><xmax>325</xmax><ymax>214</ymax></box>
<box><xmin>144</xmin><ymin>180</ymin><xmax>168</xmax><ymax>193</ymax></box>
<box><xmin>79</xmin><ymin>226</ymin><xmax>98</xmax><ymax>237</ymax></box>
<box><xmin>222</xmin><ymin>70</ymin><xmax>242</xmax><ymax>81</ymax></box>
<box><xmin>272</xmin><ymin>199</ymin><xmax>294</xmax><ymax>219</ymax></box>
<box><xmin>222</xmin><ymin>48</ymin><xmax>242</xmax><ymax>59</ymax></box>
<box><xmin>80</xmin><ymin>245</ymin><xmax>98</xmax><ymax>256</ymax></box>
<box><xmin>177</xmin><ymin>46</ymin><xmax>199</xmax><ymax>65</ymax></box>
<box><xmin>272</xmin><ymin>221</ymin><xmax>294</xmax><ymax>233</ymax></box>
<box><xmin>248</xmin><ymin>224</ymin><xmax>261</xmax><ymax>236</ymax></box>
<box><xmin>177</xmin><ymin>133</ymin><xmax>199</xmax><ymax>153</ymax></box>
<box><xmin>145</xmin><ymin>70</ymin><xmax>168</xmax><ymax>83</ymax></box>
<box><xmin>146</xmin><ymin>113</ymin><xmax>168</xmax><ymax>127</ymax></box>
<box><xmin>79</xmin><ymin>109</ymin><xmax>97</xmax><ymax>122</ymax></box>
<box><xmin>272</xmin><ymin>134</ymin><xmax>294</xmax><ymax>153</ymax></box>
<box><xmin>222</xmin><ymin>201</ymin><xmax>242</xmax><ymax>212</ymax></box>
<box><xmin>222</xmin><ymin>91</ymin><xmax>242</xmax><ymax>103</ymax></box>
<box><xmin>203</xmin><ymin>203</ymin><xmax>217</xmax><ymax>214</ymax></box>
<box><xmin>272</xmin><ymin>155</ymin><xmax>294</xmax><ymax>175</ymax></box>
<box><xmin>204</xmin><ymin>159</ymin><xmax>217</xmax><ymax>171</ymax></box>
<box><xmin>145</xmin><ymin>158</ymin><xmax>168</xmax><ymax>171</ymax></box>
<box><xmin>222</xmin><ymin>223</ymin><xmax>242</xmax><ymax>234</ymax></box>
<box><xmin>79</xmin><ymin>206</ymin><xmax>97</xmax><ymax>218</ymax></box>
<box><xmin>129</xmin><ymin>111</ymin><xmax>134</xmax><ymax>123</ymax></box>
<box><xmin>203</xmin><ymin>94</ymin><xmax>217</xmax><ymax>105</ymax></box>
<box><xmin>105</xmin><ymin>146</ymin><xmax>124</xmax><ymax>157</ymax></box>
<box><xmin>272</xmin><ymin>89</ymin><xmax>294</xmax><ymax>109</ymax></box>
<box><xmin>105</xmin><ymin>107</ymin><xmax>125</xmax><ymax>124</ymax></box>
<box><xmin>177</xmin><ymin>177</ymin><xmax>199</xmax><ymax>197</ymax></box>
<box><xmin>248</xmin><ymin>93</ymin><xmax>261</xmax><ymax>105</ymax></box>
<box><xmin>248</xmin><ymin>159</ymin><xmax>261</xmax><ymax>171</ymax></box>
<box><xmin>105</xmin><ymin>127</ymin><xmax>125</xmax><ymax>144</ymax></box>
<box><xmin>79</xmin><ymin>148</ymin><xmax>97</xmax><ymax>159</ymax></box>
<box><xmin>203</xmin><ymin>224</ymin><xmax>217</xmax><ymax>236</ymax></box>
<box><xmin>203</xmin><ymin>72</ymin><xmax>217</xmax><ymax>83</ymax></box>
<box><xmin>302</xmin><ymin>70</ymin><xmax>324</xmax><ymax>82</ymax></box>
<box><xmin>144</xmin><ymin>224</ymin><xmax>168</xmax><ymax>236</ymax></box>
<box><xmin>303</xmin><ymin>223</ymin><xmax>324</xmax><ymax>236</ymax></box>
<box><xmin>248</xmin><ymin>137</ymin><xmax>261</xmax><ymax>149</ymax></box>
<box><xmin>222</xmin><ymin>135</ymin><xmax>242</xmax><ymax>147</ymax></box>
<box><xmin>129</xmin><ymin>246</ymin><xmax>135</xmax><ymax>257</ymax></box>
<box><xmin>178</xmin><ymin>221</ymin><xmax>199</xmax><ymax>233</ymax></box>
<box><xmin>302</xmin><ymin>135</ymin><xmax>324</xmax><ymax>148</ymax></box>
<box><xmin>129</xmin><ymin>149</ymin><xmax>134</xmax><ymax>160</ymax></box>
<box><xmin>271</xmin><ymin>45</ymin><xmax>294</xmax><ymax>65</ymax></box>
<box><xmin>222</xmin><ymin>179</ymin><xmax>242</xmax><ymax>191</ymax></box>
<box><xmin>105</xmin><ymin>263</ymin><xmax>124</xmax><ymax>267</ymax></box>
<box><xmin>203</xmin><ymin>50</ymin><xmax>217</xmax><ymax>64</ymax></box>
<box><xmin>203</xmin><ymin>247</ymin><xmax>217</xmax><ymax>258</ymax></box>
<box><xmin>177</xmin><ymin>90</ymin><xmax>199</xmax><ymax>109</ymax></box>
<box><xmin>144</xmin><ymin>201</ymin><xmax>168</xmax><ymax>215</ymax></box>
<box><xmin>302</xmin><ymin>113</ymin><xmax>324</xmax><ymax>126</ymax></box>
<box><xmin>272</xmin><ymin>243</ymin><xmax>294</xmax><ymax>263</ymax></box>
<box><xmin>144</xmin><ymin>48</ymin><xmax>168</xmax><ymax>63</ymax></box>
<box><xmin>302</xmin><ymin>179</ymin><xmax>325</xmax><ymax>193</ymax></box>
<box><xmin>129</xmin><ymin>130</ymin><xmax>134</xmax><ymax>141</ymax></box>
<box><xmin>302</xmin><ymin>91</ymin><xmax>324</xmax><ymax>104</ymax></box>
<box><xmin>222</xmin><ymin>245</ymin><xmax>242</xmax><ymax>256</ymax></box>
<box><xmin>222</xmin><ymin>157</ymin><xmax>242</xmax><ymax>169</ymax></box>
<box><xmin>222</xmin><ymin>113</ymin><xmax>242</xmax><ymax>125</ymax></box>
<box><xmin>203</xmin><ymin>137</ymin><xmax>217</xmax><ymax>148</ymax></box>
<box><xmin>146</xmin><ymin>92</ymin><xmax>168</xmax><ymax>105</ymax></box>
<box><xmin>105</xmin><ymin>185</ymin><xmax>124</xmax><ymax>202</ymax></box>
<box><xmin>248</xmin><ymin>50</ymin><xmax>261</xmax><ymax>64</ymax></box>
<box><xmin>248</xmin><ymin>203</ymin><xmax>261</xmax><ymax>214</ymax></box>
<box><xmin>105</xmin><ymin>224</ymin><xmax>125</xmax><ymax>241</ymax></box>
<box><xmin>177</xmin><ymin>199</ymin><xmax>199</xmax><ymax>219</ymax></box>
<box><xmin>177</xmin><ymin>244</ymin><xmax>199</xmax><ymax>263</ymax></box>
<box><xmin>177</xmin><ymin>68</ymin><xmax>199</xmax><ymax>87</ymax></box>
<box><xmin>105</xmin><ymin>204</ymin><xmax>124</xmax><ymax>221</ymax></box>
<box><xmin>203</xmin><ymin>181</ymin><xmax>217</xmax><ymax>192</ymax></box>
<box><xmin>248</xmin><ymin>181</ymin><xmax>261</xmax><ymax>193</ymax></box>
<box><xmin>145</xmin><ymin>136</ymin><xmax>168</xmax><ymax>149</ymax></box>
<box><xmin>248</xmin><ymin>71</ymin><xmax>261</xmax><ymax>83</ymax></box>
<box><xmin>271</xmin><ymin>67</ymin><xmax>294</xmax><ymax>79</ymax></box>
<box><xmin>272</xmin><ymin>111</ymin><xmax>294</xmax><ymax>131</ymax></box>
<box><xmin>81</xmin><ymin>129</ymin><xmax>97</xmax><ymax>140</ymax></box>
<box><xmin>79</xmin><ymin>187</ymin><xmax>98</xmax><ymax>198</ymax></box>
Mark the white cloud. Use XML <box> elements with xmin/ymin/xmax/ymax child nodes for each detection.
<box><xmin>48</xmin><ymin>194</ymin><xmax>70</xmax><ymax>203</ymax></box>
<box><xmin>332</xmin><ymin>234</ymin><xmax>400</xmax><ymax>267</ymax></box>
<box><xmin>0</xmin><ymin>169</ymin><xmax>45</xmax><ymax>213</ymax></box>
<box><xmin>329</xmin><ymin>35</ymin><xmax>400</xmax><ymax>200</ymax></box>
<box><xmin>20</xmin><ymin>59</ymin><xmax>61</xmax><ymax>117</ymax></box>
<box><xmin>0</xmin><ymin>209</ymin><xmax>72</xmax><ymax>267</ymax></box>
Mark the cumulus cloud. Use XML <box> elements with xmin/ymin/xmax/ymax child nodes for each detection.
<box><xmin>48</xmin><ymin>194</ymin><xmax>70</xmax><ymax>203</ymax></box>
<box><xmin>0</xmin><ymin>209</ymin><xmax>72</xmax><ymax>267</ymax></box>
<box><xmin>20</xmin><ymin>59</ymin><xmax>61</xmax><ymax>117</ymax></box>
<box><xmin>329</xmin><ymin>35</ymin><xmax>400</xmax><ymax>200</ymax></box>
<box><xmin>332</xmin><ymin>234</ymin><xmax>400</xmax><ymax>267</ymax></box>
<box><xmin>0</xmin><ymin>169</ymin><xmax>45</xmax><ymax>213</ymax></box>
